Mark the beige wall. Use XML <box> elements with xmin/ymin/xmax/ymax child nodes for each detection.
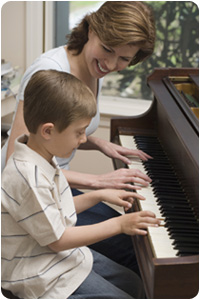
<box><xmin>1</xmin><ymin>1</ymin><xmax>114</xmax><ymax>177</ymax></box>
<box><xmin>70</xmin><ymin>120</ymin><xmax>114</xmax><ymax>179</ymax></box>
<box><xmin>1</xmin><ymin>1</ymin><xmax>26</xmax><ymax>72</ymax></box>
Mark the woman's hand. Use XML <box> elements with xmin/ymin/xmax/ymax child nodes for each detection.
<box><xmin>98</xmin><ymin>189</ymin><xmax>145</xmax><ymax>212</ymax></box>
<box><xmin>87</xmin><ymin>137</ymin><xmax>152</xmax><ymax>164</ymax></box>
<box><xmin>93</xmin><ymin>168</ymin><xmax>151</xmax><ymax>190</ymax></box>
<box><xmin>62</xmin><ymin>167</ymin><xmax>151</xmax><ymax>190</ymax></box>
<box><xmin>85</xmin><ymin>136</ymin><xmax>152</xmax><ymax>164</ymax></box>
<box><xmin>100</xmin><ymin>140</ymin><xmax>152</xmax><ymax>164</ymax></box>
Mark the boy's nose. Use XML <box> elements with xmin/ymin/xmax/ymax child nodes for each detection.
<box><xmin>80</xmin><ymin>133</ymin><xmax>87</xmax><ymax>144</ymax></box>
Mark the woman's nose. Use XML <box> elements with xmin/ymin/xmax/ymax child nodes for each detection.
<box><xmin>105</xmin><ymin>57</ymin><xmax>118</xmax><ymax>71</ymax></box>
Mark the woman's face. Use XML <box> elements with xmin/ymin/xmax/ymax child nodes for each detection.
<box><xmin>84</xmin><ymin>30</ymin><xmax>140</xmax><ymax>79</ymax></box>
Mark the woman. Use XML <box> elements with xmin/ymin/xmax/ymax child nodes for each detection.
<box><xmin>2</xmin><ymin>1</ymin><xmax>155</xmax><ymax>273</ymax></box>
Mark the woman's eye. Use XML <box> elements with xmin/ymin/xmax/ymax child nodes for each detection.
<box><xmin>102</xmin><ymin>46</ymin><xmax>112</xmax><ymax>53</ymax></box>
<box><xmin>122</xmin><ymin>57</ymin><xmax>131</xmax><ymax>62</ymax></box>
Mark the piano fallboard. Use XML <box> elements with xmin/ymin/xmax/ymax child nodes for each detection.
<box><xmin>133</xmin><ymin>230</ymin><xmax>198</xmax><ymax>299</ymax></box>
<box><xmin>110</xmin><ymin>68</ymin><xmax>199</xmax><ymax>299</ymax></box>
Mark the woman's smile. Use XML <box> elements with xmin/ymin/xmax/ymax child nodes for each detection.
<box><xmin>97</xmin><ymin>60</ymin><xmax>109</xmax><ymax>74</ymax></box>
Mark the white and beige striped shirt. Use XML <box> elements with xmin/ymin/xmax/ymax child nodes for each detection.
<box><xmin>1</xmin><ymin>135</ymin><xmax>93</xmax><ymax>299</ymax></box>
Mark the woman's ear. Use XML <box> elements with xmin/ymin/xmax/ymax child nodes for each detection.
<box><xmin>40</xmin><ymin>123</ymin><xmax>55</xmax><ymax>140</ymax></box>
<box><xmin>88</xmin><ymin>25</ymin><xmax>93</xmax><ymax>39</ymax></box>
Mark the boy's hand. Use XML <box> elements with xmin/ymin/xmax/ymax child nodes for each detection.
<box><xmin>119</xmin><ymin>210</ymin><xmax>160</xmax><ymax>236</ymax></box>
<box><xmin>99</xmin><ymin>189</ymin><xmax>145</xmax><ymax>212</ymax></box>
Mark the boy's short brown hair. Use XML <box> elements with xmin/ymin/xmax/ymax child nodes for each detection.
<box><xmin>24</xmin><ymin>70</ymin><xmax>96</xmax><ymax>134</ymax></box>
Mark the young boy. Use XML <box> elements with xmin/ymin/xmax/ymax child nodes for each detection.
<box><xmin>1</xmin><ymin>70</ymin><xmax>160</xmax><ymax>299</ymax></box>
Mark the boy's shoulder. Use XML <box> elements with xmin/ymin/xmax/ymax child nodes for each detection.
<box><xmin>2</xmin><ymin>155</ymin><xmax>54</xmax><ymax>195</ymax></box>
<box><xmin>1</xmin><ymin>157</ymin><xmax>35</xmax><ymax>208</ymax></box>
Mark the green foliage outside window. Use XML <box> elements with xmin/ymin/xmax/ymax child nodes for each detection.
<box><xmin>101</xmin><ymin>1</ymin><xmax>199</xmax><ymax>100</ymax></box>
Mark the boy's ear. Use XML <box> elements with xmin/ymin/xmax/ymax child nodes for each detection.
<box><xmin>40</xmin><ymin>123</ymin><xmax>55</xmax><ymax>140</ymax></box>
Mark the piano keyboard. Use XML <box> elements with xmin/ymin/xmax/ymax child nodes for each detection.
<box><xmin>119</xmin><ymin>134</ymin><xmax>199</xmax><ymax>259</ymax></box>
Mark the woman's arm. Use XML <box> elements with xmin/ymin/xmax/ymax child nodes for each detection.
<box><xmin>73</xmin><ymin>189</ymin><xmax>144</xmax><ymax>214</ymax></box>
<box><xmin>8</xmin><ymin>102</ymin><xmax>151</xmax><ymax>190</ymax></box>
<box><xmin>81</xmin><ymin>135</ymin><xmax>152</xmax><ymax>163</ymax></box>
<box><xmin>6</xmin><ymin>100</ymin><xmax>29</xmax><ymax>162</ymax></box>
<box><xmin>62</xmin><ymin>167</ymin><xmax>151</xmax><ymax>190</ymax></box>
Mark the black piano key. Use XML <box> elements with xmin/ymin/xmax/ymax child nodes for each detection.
<box><xmin>165</xmin><ymin>216</ymin><xmax>198</xmax><ymax>223</ymax></box>
<box><xmin>156</xmin><ymin>195</ymin><xmax>189</xmax><ymax>201</ymax></box>
<box><xmin>134</xmin><ymin>135</ymin><xmax>199</xmax><ymax>257</ymax></box>
<box><xmin>173</xmin><ymin>243</ymin><xmax>199</xmax><ymax>251</ymax></box>
<box><xmin>146</xmin><ymin>171</ymin><xmax>178</xmax><ymax>178</ymax></box>
<box><xmin>162</xmin><ymin>212</ymin><xmax>196</xmax><ymax>219</ymax></box>
<box><xmin>172</xmin><ymin>236</ymin><xmax>198</xmax><ymax>243</ymax></box>
<box><xmin>171</xmin><ymin>232</ymin><xmax>199</xmax><ymax>241</ymax></box>
<box><xmin>178</xmin><ymin>252</ymin><xmax>199</xmax><ymax>256</ymax></box>
<box><xmin>160</xmin><ymin>209</ymin><xmax>195</xmax><ymax>218</ymax></box>
<box><xmin>153</xmin><ymin>189</ymin><xmax>185</xmax><ymax>195</ymax></box>
<box><xmin>148</xmin><ymin>174</ymin><xmax>178</xmax><ymax>180</ymax></box>
<box><xmin>158</xmin><ymin>202</ymin><xmax>191</xmax><ymax>209</ymax></box>
<box><xmin>152</xmin><ymin>179</ymin><xmax>181</xmax><ymax>186</ymax></box>
<box><xmin>145</xmin><ymin>162</ymin><xmax>170</xmax><ymax>167</ymax></box>
<box><xmin>159</xmin><ymin>203</ymin><xmax>195</xmax><ymax>211</ymax></box>
<box><xmin>168</xmin><ymin>227</ymin><xmax>199</xmax><ymax>234</ymax></box>
<box><xmin>156</xmin><ymin>196</ymin><xmax>188</xmax><ymax>202</ymax></box>
<box><xmin>145</xmin><ymin>166</ymin><xmax>173</xmax><ymax>171</ymax></box>
<box><xmin>176</xmin><ymin>247</ymin><xmax>199</xmax><ymax>256</ymax></box>
<box><xmin>166</xmin><ymin>220</ymin><xmax>198</xmax><ymax>228</ymax></box>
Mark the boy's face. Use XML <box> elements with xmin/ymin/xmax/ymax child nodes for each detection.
<box><xmin>49</xmin><ymin>118</ymin><xmax>91</xmax><ymax>159</ymax></box>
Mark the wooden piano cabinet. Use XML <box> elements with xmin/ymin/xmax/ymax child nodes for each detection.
<box><xmin>130</xmin><ymin>197</ymin><xmax>199</xmax><ymax>299</ymax></box>
<box><xmin>131</xmin><ymin>200</ymin><xmax>199</xmax><ymax>299</ymax></box>
<box><xmin>132</xmin><ymin>237</ymin><xmax>199</xmax><ymax>299</ymax></box>
<box><xmin>110</xmin><ymin>68</ymin><xmax>199</xmax><ymax>299</ymax></box>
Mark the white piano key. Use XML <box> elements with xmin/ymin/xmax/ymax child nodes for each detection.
<box><xmin>139</xmin><ymin>202</ymin><xmax>164</xmax><ymax>219</ymax></box>
<box><xmin>148</xmin><ymin>227</ymin><xmax>178</xmax><ymax>258</ymax></box>
<box><xmin>119</xmin><ymin>134</ymin><xmax>178</xmax><ymax>259</ymax></box>
<box><xmin>138</xmin><ymin>187</ymin><xmax>155</xmax><ymax>198</ymax></box>
<box><xmin>129</xmin><ymin>161</ymin><xmax>146</xmax><ymax>172</ymax></box>
<box><xmin>120</xmin><ymin>135</ymin><xmax>136</xmax><ymax>148</ymax></box>
<box><xmin>120</xmin><ymin>135</ymin><xmax>164</xmax><ymax>219</ymax></box>
<box><xmin>119</xmin><ymin>134</ymin><xmax>139</xmax><ymax>150</ymax></box>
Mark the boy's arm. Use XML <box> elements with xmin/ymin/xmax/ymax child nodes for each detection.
<box><xmin>73</xmin><ymin>190</ymin><xmax>102</xmax><ymax>214</ymax></box>
<box><xmin>48</xmin><ymin>210</ymin><xmax>160</xmax><ymax>252</ymax></box>
<box><xmin>48</xmin><ymin>217</ymin><xmax>121</xmax><ymax>252</ymax></box>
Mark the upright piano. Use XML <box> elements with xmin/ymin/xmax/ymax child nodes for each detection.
<box><xmin>110</xmin><ymin>68</ymin><xmax>199</xmax><ymax>299</ymax></box>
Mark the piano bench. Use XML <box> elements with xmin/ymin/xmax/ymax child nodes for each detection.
<box><xmin>1</xmin><ymin>288</ymin><xmax>19</xmax><ymax>299</ymax></box>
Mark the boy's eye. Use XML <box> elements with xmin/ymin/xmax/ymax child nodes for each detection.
<box><xmin>77</xmin><ymin>131</ymin><xmax>84</xmax><ymax>137</ymax></box>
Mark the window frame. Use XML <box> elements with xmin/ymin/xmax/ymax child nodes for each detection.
<box><xmin>26</xmin><ymin>1</ymin><xmax>151</xmax><ymax>117</ymax></box>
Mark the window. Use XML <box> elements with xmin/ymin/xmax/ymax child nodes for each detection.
<box><xmin>55</xmin><ymin>1</ymin><xmax>199</xmax><ymax>101</ymax></box>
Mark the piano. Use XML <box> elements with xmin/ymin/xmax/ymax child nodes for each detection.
<box><xmin>110</xmin><ymin>68</ymin><xmax>199</xmax><ymax>299</ymax></box>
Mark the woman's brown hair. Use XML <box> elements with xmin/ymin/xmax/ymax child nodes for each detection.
<box><xmin>67</xmin><ymin>1</ymin><xmax>155</xmax><ymax>65</ymax></box>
